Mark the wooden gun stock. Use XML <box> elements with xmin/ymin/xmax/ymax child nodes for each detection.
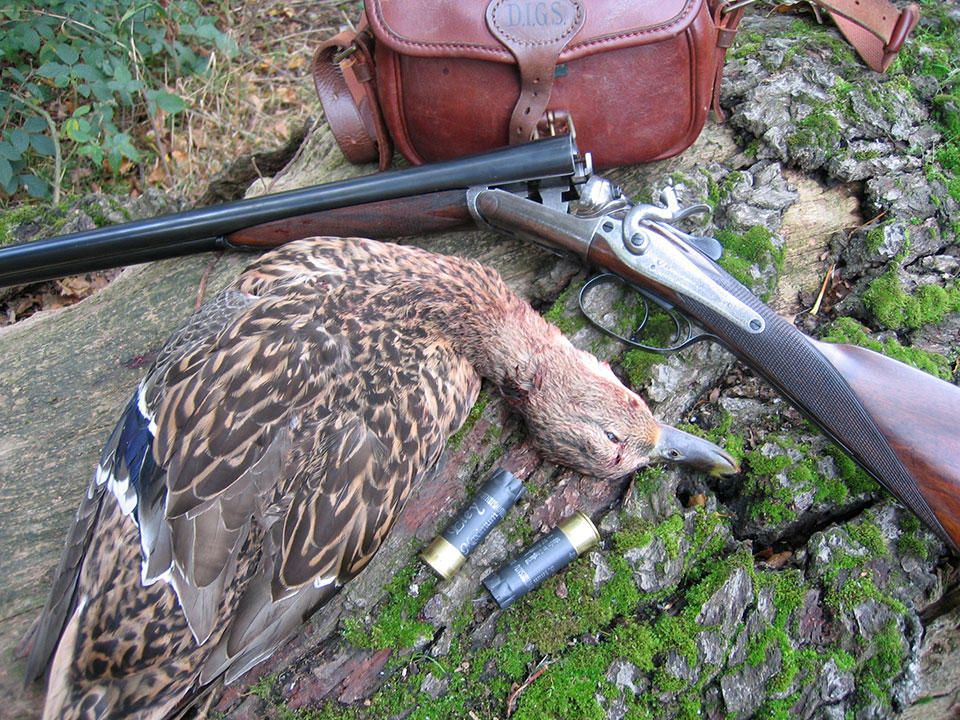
<box><xmin>223</xmin><ymin>191</ymin><xmax>473</xmax><ymax>248</ymax></box>
<box><xmin>813</xmin><ymin>340</ymin><xmax>960</xmax><ymax>548</ymax></box>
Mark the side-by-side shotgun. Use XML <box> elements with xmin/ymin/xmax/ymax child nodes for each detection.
<box><xmin>3</xmin><ymin>135</ymin><xmax>959</xmax><ymax>553</ymax></box>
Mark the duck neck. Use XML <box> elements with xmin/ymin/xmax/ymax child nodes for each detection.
<box><xmin>434</xmin><ymin>280</ymin><xmax>559</xmax><ymax>396</ymax></box>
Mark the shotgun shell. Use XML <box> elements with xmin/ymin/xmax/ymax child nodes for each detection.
<box><xmin>420</xmin><ymin>468</ymin><xmax>526</xmax><ymax>580</ymax></box>
<box><xmin>482</xmin><ymin>511</ymin><xmax>601</xmax><ymax>609</ymax></box>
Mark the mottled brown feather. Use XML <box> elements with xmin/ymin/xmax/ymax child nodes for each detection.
<box><xmin>29</xmin><ymin>236</ymin><xmax>705</xmax><ymax>719</ymax></box>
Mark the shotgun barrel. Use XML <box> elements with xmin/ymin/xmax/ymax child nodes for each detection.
<box><xmin>0</xmin><ymin>135</ymin><xmax>581</xmax><ymax>288</ymax></box>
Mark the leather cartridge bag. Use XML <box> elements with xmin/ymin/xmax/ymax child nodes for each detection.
<box><xmin>313</xmin><ymin>0</ymin><xmax>919</xmax><ymax>170</ymax></box>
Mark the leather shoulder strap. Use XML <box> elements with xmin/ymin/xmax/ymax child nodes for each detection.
<box><xmin>808</xmin><ymin>0</ymin><xmax>919</xmax><ymax>71</ymax></box>
<box><xmin>312</xmin><ymin>24</ymin><xmax>393</xmax><ymax>169</ymax></box>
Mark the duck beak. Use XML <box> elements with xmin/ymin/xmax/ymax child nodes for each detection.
<box><xmin>654</xmin><ymin>423</ymin><xmax>739</xmax><ymax>477</ymax></box>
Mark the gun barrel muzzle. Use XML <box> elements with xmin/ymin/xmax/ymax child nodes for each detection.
<box><xmin>482</xmin><ymin>511</ymin><xmax>600</xmax><ymax>609</ymax></box>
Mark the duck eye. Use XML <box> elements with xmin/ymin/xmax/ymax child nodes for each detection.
<box><xmin>605</xmin><ymin>431</ymin><xmax>619</xmax><ymax>443</ymax></box>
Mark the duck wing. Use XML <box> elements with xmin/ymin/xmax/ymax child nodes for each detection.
<box><xmin>30</xmin><ymin>243</ymin><xmax>482</xmax><ymax>714</ymax></box>
<box><xmin>22</xmin><ymin>288</ymin><xmax>259</xmax><ymax>684</ymax></box>
<box><xmin>202</xmin><ymin>321</ymin><xmax>482</xmax><ymax>683</ymax></box>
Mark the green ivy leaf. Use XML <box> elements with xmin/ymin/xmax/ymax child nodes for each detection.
<box><xmin>21</xmin><ymin>26</ymin><xmax>40</xmax><ymax>55</ymax></box>
<box><xmin>154</xmin><ymin>92</ymin><xmax>186</xmax><ymax>114</ymax></box>
<box><xmin>30</xmin><ymin>133</ymin><xmax>55</xmax><ymax>156</ymax></box>
<box><xmin>7</xmin><ymin>128</ymin><xmax>29</xmax><ymax>153</ymax></box>
<box><xmin>65</xmin><ymin>117</ymin><xmax>94</xmax><ymax>144</ymax></box>
<box><xmin>5</xmin><ymin>67</ymin><xmax>26</xmax><ymax>84</ymax></box>
<box><xmin>24</xmin><ymin>81</ymin><xmax>49</xmax><ymax>103</ymax></box>
<box><xmin>112</xmin><ymin>61</ymin><xmax>133</xmax><ymax>83</ymax></box>
<box><xmin>19</xmin><ymin>173</ymin><xmax>49</xmax><ymax>198</ymax></box>
<box><xmin>0</xmin><ymin>157</ymin><xmax>13</xmax><ymax>189</ymax></box>
<box><xmin>111</xmin><ymin>132</ymin><xmax>140</xmax><ymax>162</ymax></box>
<box><xmin>36</xmin><ymin>61</ymin><xmax>68</xmax><ymax>79</ymax></box>
<box><xmin>78</xmin><ymin>143</ymin><xmax>104</xmax><ymax>166</ymax></box>
<box><xmin>23</xmin><ymin>116</ymin><xmax>47</xmax><ymax>133</ymax></box>
<box><xmin>56</xmin><ymin>42</ymin><xmax>80</xmax><ymax>65</ymax></box>
<box><xmin>34</xmin><ymin>22</ymin><xmax>54</xmax><ymax>42</ymax></box>
<box><xmin>0</xmin><ymin>140</ymin><xmax>20</xmax><ymax>162</ymax></box>
<box><xmin>90</xmin><ymin>81</ymin><xmax>113</xmax><ymax>102</ymax></box>
<box><xmin>83</xmin><ymin>45</ymin><xmax>105</xmax><ymax>68</ymax></box>
<box><xmin>72</xmin><ymin>63</ymin><xmax>103</xmax><ymax>83</ymax></box>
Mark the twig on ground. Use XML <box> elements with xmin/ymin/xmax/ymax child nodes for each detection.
<box><xmin>506</xmin><ymin>660</ymin><xmax>550</xmax><ymax>717</ymax></box>
<box><xmin>195</xmin><ymin>253</ymin><xmax>222</xmax><ymax>309</ymax></box>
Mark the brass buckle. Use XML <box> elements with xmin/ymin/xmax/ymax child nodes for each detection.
<box><xmin>536</xmin><ymin>110</ymin><xmax>577</xmax><ymax>140</ymax></box>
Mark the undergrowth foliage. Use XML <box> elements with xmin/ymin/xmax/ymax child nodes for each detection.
<box><xmin>0</xmin><ymin>0</ymin><xmax>236</xmax><ymax>203</ymax></box>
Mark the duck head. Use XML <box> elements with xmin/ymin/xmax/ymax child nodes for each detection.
<box><xmin>512</xmin><ymin>343</ymin><xmax>738</xmax><ymax>480</ymax></box>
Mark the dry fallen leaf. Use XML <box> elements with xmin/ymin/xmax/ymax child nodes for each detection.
<box><xmin>687</xmin><ymin>494</ymin><xmax>707</xmax><ymax>508</ymax></box>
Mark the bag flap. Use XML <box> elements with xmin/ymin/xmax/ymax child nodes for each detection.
<box><xmin>366</xmin><ymin>0</ymin><xmax>704</xmax><ymax>62</ymax></box>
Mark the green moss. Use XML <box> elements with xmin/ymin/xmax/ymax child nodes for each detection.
<box><xmin>862</xmin><ymin>264</ymin><xmax>960</xmax><ymax>331</ymax></box>
<box><xmin>897</xmin><ymin>2</ymin><xmax>960</xmax><ymax>205</ymax></box>
<box><xmin>614</xmin><ymin>515</ymin><xmax>655</xmax><ymax>553</ymax></box>
<box><xmin>620</xmin><ymin>347</ymin><xmax>664</xmax><ymax>387</ymax></box>
<box><xmin>632</xmin><ymin>464</ymin><xmax>668</xmax><ymax>497</ymax></box>
<box><xmin>248</xmin><ymin>673</ymin><xmax>281</xmax><ymax>702</ymax></box>
<box><xmin>822</xmin><ymin>548</ymin><xmax>907</xmax><ymax>618</ymax></box>
<box><xmin>508</xmin><ymin>546</ymin><xmax>642</xmax><ymax>655</ymax></box>
<box><xmin>679</xmin><ymin>409</ymin><xmax>746</xmax><ymax>468</ymax></box>
<box><xmin>655</xmin><ymin>512</ymin><xmax>686</xmax><ymax>560</ymax></box>
<box><xmin>738</xmin><ymin>569</ymin><xmax>816</xmax><ymax>705</ymax></box>
<box><xmin>542</xmin><ymin>281</ymin><xmax>587</xmax><ymax>336</ymax></box>
<box><xmin>342</xmin><ymin>561</ymin><xmax>436</xmax><ymax>650</ymax></box>
<box><xmin>729</xmin><ymin>29</ymin><xmax>764</xmax><ymax>60</ymax></box>
<box><xmin>741</xmin><ymin>440</ymin><xmax>799</xmax><ymax>523</ymax></box>
<box><xmin>740</xmin><ymin>433</ymin><xmax>882</xmax><ymax>526</ymax></box>
<box><xmin>786</xmin><ymin>100</ymin><xmax>843</xmax><ymax>154</ymax></box>
<box><xmin>715</xmin><ymin>225</ymin><xmax>783</xmax><ymax>297</ymax></box>
<box><xmin>825</xmin><ymin>443</ymin><xmax>879</xmax><ymax>496</ymax></box>
<box><xmin>447</xmin><ymin>389</ymin><xmax>490</xmax><ymax>450</ymax></box>
<box><xmin>897</xmin><ymin>513</ymin><xmax>930</xmax><ymax>559</ymax></box>
<box><xmin>856</xmin><ymin>619</ymin><xmax>906</xmax><ymax>708</ymax></box>
<box><xmin>847</xmin><ymin>513</ymin><xmax>890</xmax><ymax>558</ymax></box>
<box><xmin>865</xmin><ymin>225</ymin><xmax>888</xmax><ymax>253</ymax></box>
<box><xmin>0</xmin><ymin>198</ymin><xmax>72</xmax><ymax>246</ymax></box>
<box><xmin>781</xmin><ymin>19</ymin><xmax>859</xmax><ymax>67</ymax></box>
<box><xmin>341</xmin><ymin>542</ymin><xmax>753</xmax><ymax>720</ymax></box>
<box><xmin>608</xmin><ymin>289</ymin><xmax>681</xmax><ymax>386</ymax></box>
<box><xmin>508</xmin><ymin>550</ymin><xmax>754</xmax><ymax>718</ymax></box>
<box><xmin>820</xmin><ymin>316</ymin><xmax>954</xmax><ymax>380</ymax></box>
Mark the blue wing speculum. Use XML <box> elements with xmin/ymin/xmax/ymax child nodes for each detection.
<box><xmin>93</xmin><ymin>388</ymin><xmax>166</xmax><ymax>567</ymax></box>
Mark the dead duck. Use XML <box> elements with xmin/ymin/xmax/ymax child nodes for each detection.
<box><xmin>24</xmin><ymin>236</ymin><xmax>737</xmax><ymax>719</ymax></box>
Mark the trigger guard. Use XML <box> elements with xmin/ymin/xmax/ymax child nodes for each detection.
<box><xmin>577</xmin><ymin>274</ymin><xmax>716</xmax><ymax>353</ymax></box>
